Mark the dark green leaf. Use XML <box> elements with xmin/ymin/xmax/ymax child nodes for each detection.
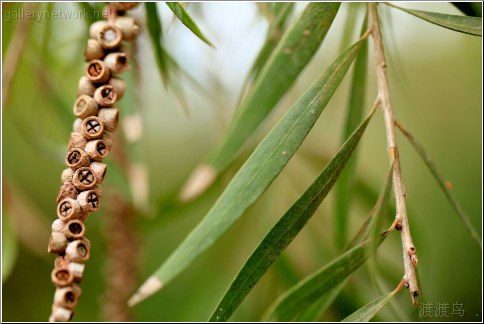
<box><xmin>209</xmin><ymin>108</ymin><xmax>376</xmax><ymax>321</ymax></box>
<box><xmin>263</xmin><ymin>232</ymin><xmax>390</xmax><ymax>321</ymax></box>
<box><xmin>129</xmin><ymin>38</ymin><xmax>364</xmax><ymax>306</ymax></box>
<box><xmin>334</xmin><ymin>14</ymin><xmax>369</xmax><ymax>248</ymax></box>
<box><xmin>386</xmin><ymin>3</ymin><xmax>482</xmax><ymax>36</ymax></box>
<box><xmin>396</xmin><ymin>122</ymin><xmax>481</xmax><ymax>249</ymax></box>
<box><xmin>341</xmin><ymin>281</ymin><xmax>403</xmax><ymax>322</ymax></box>
<box><xmin>165</xmin><ymin>2</ymin><xmax>214</xmax><ymax>47</ymax></box>
<box><xmin>145</xmin><ymin>2</ymin><xmax>169</xmax><ymax>84</ymax></box>
<box><xmin>452</xmin><ymin>2</ymin><xmax>482</xmax><ymax>18</ymax></box>
<box><xmin>179</xmin><ymin>3</ymin><xmax>341</xmax><ymax>201</ymax></box>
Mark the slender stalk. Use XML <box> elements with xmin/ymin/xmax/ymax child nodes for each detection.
<box><xmin>368</xmin><ymin>3</ymin><xmax>420</xmax><ymax>305</ymax></box>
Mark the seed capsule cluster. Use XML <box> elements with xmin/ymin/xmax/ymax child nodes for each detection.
<box><xmin>48</xmin><ymin>4</ymin><xmax>139</xmax><ymax>322</ymax></box>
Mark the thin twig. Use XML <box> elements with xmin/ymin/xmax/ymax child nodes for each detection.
<box><xmin>2</xmin><ymin>2</ymin><xmax>36</xmax><ymax>110</ymax></box>
<box><xmin>368</xmin><ymin>3</ymin><xmax>420</xmax><ymax>305</ymax></box>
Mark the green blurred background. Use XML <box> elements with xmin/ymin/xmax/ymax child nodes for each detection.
<box><xmin>2</xmin><ymin>2</ymin><xmax>482</xmax><ymax>322</ymax></box>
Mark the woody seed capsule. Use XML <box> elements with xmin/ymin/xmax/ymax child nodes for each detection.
<box><xmin>57</xmin><ymin>198</ymin><xmax>83</xmax><ymax>222</ymax></box>
<box><xmin>73</xmin><ymin>119</ymin><xmax>83</xmax><ymax>133</ymax></box>
<box><xmin>77</xmin><ymin>189</ymin><xmax>102</xmax><ymax>213</ymax></box>
<box><xmin>54</xmin><ymin>255</ymin><xmax>69</xmax><ymax>268</ymax></box>
<box><xmin>114</xmin><ymin>16</ymin><xmax>139</xmax><ymax>40</ymax></box>
<box><xmin>68</xmin><ymin>132</ymin><xmax>87</xmax><ymax>151</ymax></box>
<box><xmin>82</xmin><ymin>116</ymin><xmax>105</xmax><ymax>140</ymax></box>
<box><xmin>72</xmin><ymin>167</ymin><xmax>97</xmax><ymax>191</ymax></box>
<box><xmin>57</xmin><ymin>182</ymin><xmax>78</xmax><ymax>203</ymax></box>
<box><xmin>50</xmin><ymin>306</ymin><xmax>73</xmax><ymax>322</ymax></box>
<box><xmin>51</xmin><ymin>219</ymin><xmax>66</xmax><ymax>233</ymax></box>
<box><xmin>89</xmin><ymin>20</ymin><xmax>109</xmax><ymax>39</ymax></box>
<box><xmin>61</xmin><ymin>168</ymin><xmax>74</xmax><ymax>184</ymax></box>
<box><xmin>108</xmin><ymin>77</ymin><xmax>126</xmax><ymax>99</ymax></box>
<box><xmin>53</xmin><ymin>286</ymin><xmax>80</xmax><ymax>309</ymax></box>
<box><xmin>97</xmin><ymin>108</ymin><xmax>119</xmax><ymax>132</ymax></box>
<box><xmin>64</xmin><ymin>220</ymin><xmax>86</xmax><ymax>240</ymax></box>
<box><xmin>65</xmin><ymin>148</ymin><xmax>90</xmax><ymax>170</ymax></box>
<box><xmin>65</xmin><ymin>239</ymin><xmax>91</xmax><ymax>263</ymax></box>
<box><xmin>84</xmin><ymin>39</ymin><xmax>105</xmax><ymax>61</ymax></box>
<box><xmin>68</xmin><ymin>263</ymin><xmax>86</xmax><ymax>283</ymax></box>
<box><xmin>85</xmin><ymin>59</ymin><xmax>110</xmax><ymax>83</ymax></box>
<box><xmin>89</xmin><ymin>162</ymin><xmax>108</xmax><ymax>184</ymax></box>
<box><xmin>77</xmin><ymin>76</ymin><xmax>96</xmax><ymax>97</ymax></box>
<box><xmin>48</xmin><ymin>231</ymin><xmax>69</xmax><ymax>255</ymax></box>
<box><xmin>93</xmin><ymin>85</ymin><xmax>117</xmax><ymax>107</ymax></box>
<box><xmin>51</xmin><ymin>267</ymin><xmax>74</xmax><ymax>287</ymax></box>
<box><xmin>73</xmin><ymin>95</ymin><xmax>98</xmax><ymax>119</ymax></box>
<box><xmin>97</xmin><ymin>24</ymin><xmax>122</xmax><ymax>49</ymax></box>
<box><xmin>84</xmin><ymin>139</ymin><xmax>110</xmax><ymax>161</ymax></box>
<box><xmin>104</xmin><ymin>52</ymin><xmax>129</xmax><ymax>74</ymax></box>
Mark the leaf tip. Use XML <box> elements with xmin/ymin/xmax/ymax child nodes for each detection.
<box><xmin>178</xmin><ymin>164</ymin><xmax>217</xmax><ymax>202</ymax></box>
<box><xmin>128</xmin><ymin>276</ymin><xmax>163</xmax><ymax>307</ymax></box>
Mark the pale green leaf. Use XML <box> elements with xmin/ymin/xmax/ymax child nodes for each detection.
<box><xmin>165</xmin><ymin>2</ymin><xmax>214</xmax><ymax>47</ymax></box>
<box><xmin>386</xmin><ymin>3</ymin><xmax>482</xmax><ymax>36</ymax></box>
<box><xmin>341</xmin><ymin>282</ymin><xmax>403</xmax><ymax>322</ymax></box>
<box><xmin>145</xmin><ymin>2</ymin><xmax>169</xmax><ymax>84</ymax></box>
<box><xmin>209</xmin><ymin>108</ymin><xmax>375</xmax><ymax>321</ymax></box>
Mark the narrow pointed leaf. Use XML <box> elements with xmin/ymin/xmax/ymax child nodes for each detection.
<box><xmin>341</xmin><ymin>282</ymin><xmax>402</xmax><ymax>322</ymax></box>
<box><xmin>129</xmin><ymin>40</ymin><xmax>365</xmax><ymax>306</ymax></box>
<box><xmin>145</xmin><ymin>2</ymin><xmax>169</xmax><ymax>84</ymax></box>
<box><xmin>179</xmin><ymin>3</ymin><xmax>341</xmax><ymax>201</ymax></box>
<box><xmin>209</xmin><ymin>109</ymin><xmax>375</xmax><ymax>321</ymax></box>
<box><xmin>396</xmin><ymin>122</ymin><xmax>482</xmax><ymax>249</ymax></box>
<box><xmin>263</xmin><ymin>231</ymin><xmax>390</xmax><ymax>322</ymax></box>
<box><xmin>386</xmin><ymin>3</ymin><xmax>482</xmax><ymax>36</ymax></box>
<box><xmin>165</xmin><ymin>2</ymin><xmax>214</xmax><ymax>47</ymax></box>
<box><xmin>293</xmin><ymin>165</ymin><xmax>393</xmax><ymax>322</ymax></box>
<box><xmin>334</xmin><ymin>15</ymin><xmax>369</xmax><ymax>248</ymax></box>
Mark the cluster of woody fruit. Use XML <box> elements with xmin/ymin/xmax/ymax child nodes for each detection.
<box><xmin>47</xmin><ymin>3</ymin><xmax>139</xmax><ymax>322</ymax></box>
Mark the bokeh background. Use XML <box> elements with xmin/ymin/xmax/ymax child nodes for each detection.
<box><xmin>2</xmin><ymin>2</ymin><xmax>482</xmax><ymax>322</ymax></box>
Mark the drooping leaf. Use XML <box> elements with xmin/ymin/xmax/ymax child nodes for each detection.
<box><xmin>209</xmin><ymin>108</ymin><xmax>376</xmax><ymax>321</ymax></box>
<box><xmin>396</xmin><ymin>122</ymin><xmax>482</xmax><ymax>249</ymax></box>
<box><xmin>165</xmin><ymin>2</ymin><xmax>214</xmax><ymax>47</ymax></box>
<box><xmin>452</xmin><ymin>2</ymin><xmax>482</xmax><ymax>18</ymax></box>
<box><xmin>334</xmin><ymin>14</ymin><xmax>369</xmax><ymax>248</ymax></box>
<box><xmin>128</xmin><ymin>39</ymin><xmax>365</xmax><ymax>307</ymax></box>
<box><xmin>386</xmin><ymin>3</ymin><xmax>482</xmax><ymax>36</ymax></box>
<box><xmin>179</xmin><ymin>3</ymin><xmax>341</xmax><ymax>201</ymax></box>
<box><xmin>294</xmin><ymin>164</ymin><xmax>393</xmax><ymax>322</ymax></box>
<box><xmin>145</xmin><ymin>2</ymin><xmax>169</xmax><ymax>84</ymax></box>
<box><xmin>341</xmin><ymin>280</ymin><xmax>404</xmax><ymax>322</ymax></box>
<box><xmin>263</xmin><ymin>232</ymin><xmax>391</xmax><ymax>321</ymax></box>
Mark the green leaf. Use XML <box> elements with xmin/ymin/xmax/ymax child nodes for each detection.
<box><xmin>145</xmin><ymin>2</ymin><xmax>170</xmax><ymax>85</ymax></box>
<box><xmin>165</xmin><ymin>2</ymin><xmax>214</xmax><ymax>47</ymax></box>
<box><xmin>209</xmin><ymin>108</ymin><xmax>376</xmax><ymax>321</ymax></box>
<box><xmin>334</xmin><ymin>14</ymin><xmax>369</xmax><ymax>248</ymax></box>
<box><xmin>294</xmin><ymin>164</ymin><xmax>393</xmax><ymax>322</ymax></box>
<box><xmin>263</xmin><ymin>232</ymin><xmax>390</xmax><ymax>321</ymax></box>
<box><xmin>396</xmin><ymin>122</ymin><xmax>482</xmax><ymax>249</ymax></box>
<box><xmin>386</xmin><ymin>3</ymin><xmax>482</xmax><ymax>36</ymax></box>
<box><xmin>77</xmin><ymin>2</ymin><xmax>103</xmax><ymax>26</ymax></box>
<box><xmin>2</xmin><ymin>210</ymin><xmax>18</xmax><ymax>283</ymax></box>
<box><xmin>452</xmin><ymin>2</ymin><xmax>482</xmax><ymax>18</ymax></box>
<box><xmin>129</xmin><ymin>39</ymin><xmax>365</xmax><ymax>306</ymax></box>
<box><xmin>341</xmin><ymin>282</ymin><xmax>403</xmax><ymax>322</ymax></box>
<box><xmin>179</xmin><ymin>3</ymin><xmax>341</xmax><ymax>201</ymax></box>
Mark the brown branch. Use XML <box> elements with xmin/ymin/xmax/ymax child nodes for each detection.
<box><xmin>368</xmin><ymin>3</ymin><xmax>420</xmax><ymax>305</ymax></box>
